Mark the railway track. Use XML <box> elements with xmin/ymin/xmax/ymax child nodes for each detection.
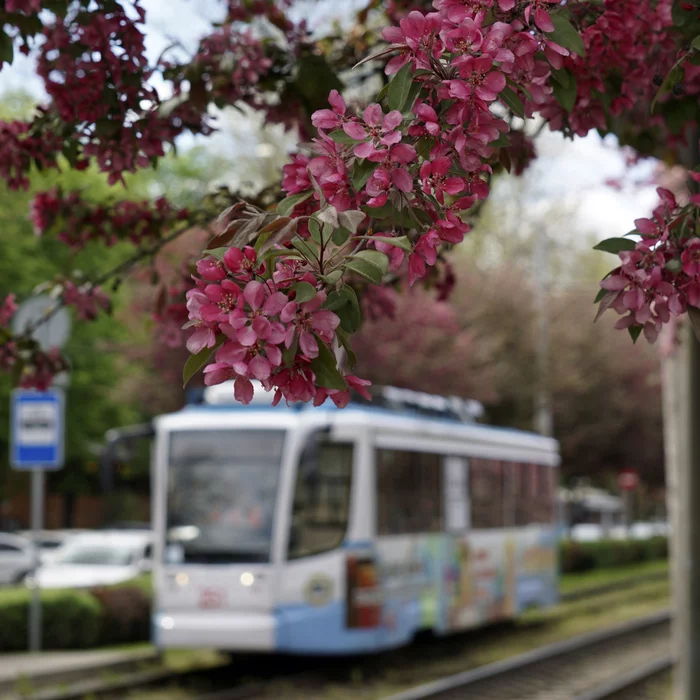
<box><xmin>380</xmin><ymin>610</ymin><xmax>672</xmax><ymax>700</ymax></box>
<box><xmin>574</xmin><ymin>656</ymin><xmax>672</xmax><ymax>700</ymax></box>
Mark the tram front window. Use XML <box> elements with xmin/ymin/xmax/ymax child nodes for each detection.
<box><xmin>166</xmin><ymin>430</ymin><xmax>286</xmax><ymax>564</ymax></box>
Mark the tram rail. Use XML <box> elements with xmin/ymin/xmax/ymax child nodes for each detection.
<box><xmin>379</xmin><ymin>610</ymin><xmax>671</xmax><ymax>700</ymax></box>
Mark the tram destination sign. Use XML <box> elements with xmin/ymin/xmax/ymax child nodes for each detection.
<box><xmin>10</xmin><ymin>389</ymin><xmax>65</xmax><ymax>470</ymax></box>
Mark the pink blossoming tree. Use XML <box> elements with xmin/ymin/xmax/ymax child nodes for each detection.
<box><xmin>1</xmin><ymin>0</ymin><xmax>700</xmax><ymax>405</ymax></box>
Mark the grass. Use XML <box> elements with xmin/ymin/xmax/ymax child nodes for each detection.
<box><xmin>251</xmin><ymin>579</ymin><xmax>670</xmax><ymax>700</ymax></box>
<box><xmin>559</xmin><ymin>559</ymin><xmax>669</xmax><ymax>595</ymax></box>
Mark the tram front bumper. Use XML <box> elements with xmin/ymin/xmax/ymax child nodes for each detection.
<box><xmin>153</xmin><ymin>610</ymin><xmax>275</xmax><ymax>651</ymax></box>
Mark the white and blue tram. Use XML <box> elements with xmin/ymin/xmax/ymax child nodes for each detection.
<box><xmin>151</xmin><ymin>382</ymin><xmax>560</xmax><ymax>654</ymax></box>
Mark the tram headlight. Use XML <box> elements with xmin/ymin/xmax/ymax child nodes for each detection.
<box><xmin>240</xmin><ymin>572</ymin><xmax>255</xmax><ymax>587</ymax></box>
<box><xmin>160</xmin><ymin>616</ymin><xmax>175</xmax><ymax>630</ymax></box>
<box><xmin>175</xmin><ymin>572</ymin><xmax>189</xmax><ymax>587</ymax></box>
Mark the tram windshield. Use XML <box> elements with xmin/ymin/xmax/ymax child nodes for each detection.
<box><xmin>165</xmin><ymin>430</ymin><xmax>286</xmax><ymax>564</ymax></box>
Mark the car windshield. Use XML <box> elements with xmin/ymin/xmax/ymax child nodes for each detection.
<box><xmin>56</xmin><ymin>543</ymin><xmax>137</xmax><ymax>566</ymax></box>
<box><xmin>166</xmin><ymin>430</ymin><xmax>286</xmax><ymax>564</ymax></box>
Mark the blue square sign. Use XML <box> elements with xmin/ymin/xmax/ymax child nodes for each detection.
<box><xmin>10</xmin><ymin>389</ymin><xmax>65</xmax><ymax>470</ymax></box>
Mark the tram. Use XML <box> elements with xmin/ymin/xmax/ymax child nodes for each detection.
<box><xmin>151</xmin><ymin>382</ymin><xmax>560</xmax><ymax>654</ymax></box>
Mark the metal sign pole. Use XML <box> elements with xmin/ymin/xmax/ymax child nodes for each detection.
<box><xmin>29</xmin><ymin>469</ymin><xmax>44</xmax><ymax>653</ymax></box>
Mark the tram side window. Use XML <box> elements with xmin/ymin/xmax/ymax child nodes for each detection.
<box><xmin>288</xmin><ymin>443</ymin><xmax>353</xmax><ymax>559</ymax></box>
<box><xmin>514</xmin><ymin>462</ymin><xmax>556</xmax><ymax>525</ymax></box>
<box><xmin>377</xmin><ymin>449</ymin><xmax>443</xmax><ymax>535</ymax></box>
<box><xmin>470</xmin><ymin>459</ymin><xmax>505</xmax><ymax>529</ymax></box>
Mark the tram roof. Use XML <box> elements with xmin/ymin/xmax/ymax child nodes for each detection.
<box><xmin>157</xmin><ymin>381</ymin><xmax>559</xmax><ymax>463</ymax></box>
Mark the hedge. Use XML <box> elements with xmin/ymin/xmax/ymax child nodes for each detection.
<box><xmin>0</xmin><ymin>539</ymin><xmax>670</xmax><ymax>651</ymax></box>
<box><xmin>559</xmin><ymin>536</ymin><xmax>668</xmax><ymax>574</ymax></box>
<box><xmin>0</xmin><ymin>588</ymin><xmax>102</xmax><ymax>652</ymax></box>
<box><xmin>0</xmin><ymin>582</ymin><xmax>150</xmax><ymax>652</ymax></box>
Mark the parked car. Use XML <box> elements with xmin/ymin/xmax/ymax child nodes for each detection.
<box><xmin>18</xmin><ymin>529</ymin><xmax>84</xmax><ymax>564</ymax></box>
<box><xmin>31</xmin><ymin>530</ymin><xmax>152</xmax><ymax>589</ymax></box>
<box><xmin>0</xmin><ymin>532</ymin><xmax>34</xmax><ymax>584</ymax></box>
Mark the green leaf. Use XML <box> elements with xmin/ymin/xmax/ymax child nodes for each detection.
<box><xmin>416</xmin><ymin>136</ymin><xmax>435</xmax><ymax>159</ymax></box>
<box><xmin>277</xmin><ymin>191</ymin><xmax>312</xmax><ymax>217</ymax></box>
<box><xmin>320</xmin><ymin>269</ymin><xmax>343</xmax><ymax>285</ymax></box>
<box><xmin>254</xmin><ymin>216</ymin><xmax>295</xmax><ymax>253</ymax></box>
<box><xmin>499</xmin><ymin>86</ymin><xmax>525</xmax><ymax>119</ymax></box>
<box><xmin>205</xmin><ymin>246</ymin><xmax>229</xmax><ymax>260</ymax></box>
<box><xmin>316</xmin><ymin>205</ymin><xmax>339</xmax><ymax>229</ymax></box>
<box><xmin>335</xmin><ymin>327</ymin><xmax>357</xmax><ymax>368</ymax></box>
<box><xmin>308</xmin><ymin>218</ymin><xmax>322</xmax><ymax>244</ymax></box>
<box><xmin>361</xmin><ymin>202</ymin><xmax>393</xmax><ymax>219</ymax></box>
<box><xmin>325</xmin><ymin>286</ymin><xmax>361</xmax><ymax>333</ymax></box>
<box><xmin>352</xmin><ymin>159</ymin><xmax>379</xmax><ymax>191</ymax></box>
<box><xmin>546</xmin><ymin>14</ymin><xmax>586</xmax><ymax>57</ymax></box>
<box><xmin>291</xmin><ymin>237</ymin><xmax>318</xmax><ymax>261</ymax></box>
<box><xmin>387</xmin><ymin>62</ymin><xmax>413</xmax><ymax>112</ymax></box>
<box><xmin>183</xmin><ymin>336</ymin><xmax>224</xmax><ymax>387</ymax></box>
<box><xmin>371</xmin><ymin>235</ymin><xmax>412</xmax><ymax>252</ymax></box>
<box><xmin>628</xmin><ymin>326</ymin><xmax>642</xmax><ymax>343</ymax></box>
<box><xmin>665</xmin><ymin>258</ymin><xmax>683</xmax><ymax>273</ymax></box>
<box><xmin>344</xmin><ymin>258</ymin><xmax>383</xmax><ymax>285</ymax></box>
<box><xmin>329</xmin><ymin>129</ymin><xmax>362</xmax><ymax>145</ymax></box>
<box><xmin>337</xmin><ymin>210</ymin><xmax>366</xmax><ymax>234</ymax></box>
<box><xmin>593</xmin><ymin>237</ymin><xmax>636</xmax><ymax>254</ymax></box>
<box><xmin>692</xmin><ymin>35</ymin><xmax>700</xmax><ymax>51</ymax></box>
<box><xmin>0</xmin><ymin>32</ymin><xmax>14</xmax><ymax>65</ymax></box>
<box><xmin>404</xmin><ymin>79</ymin><xmax>423</xmax><ymax>112</ymax></box>
<box><xmin>651</xmin><ymin>63</ymin><xmax>684</xmax><ymax>113</ymax></box>
<box><xmin>551</xmin><ymin>68</ymin><xmax>577</xmax><ymax>112</ymax></box>
<box><xmin>489</xmin><ymin>133</ymin><xmax>510</xmax><ymax>148</ymax></box>
<box><xmin>294</xmin><ymin>54</ymin><xmax>343</xmax><ymax>111</ymax></box>
<box><xmin>354</xmin><ymin>249</ymin><xmax>389</xmax><ymax>275</ymax></box>
<box><xmin>291</xmin><ymin>281</ymin><xmax>317</xmax><ymax>303</ymax></box>
<box><xmin>282</xmin><ymin>334</ymin><xmax>299</xmax><ymax>365</ymax></box>
<box><xmin>593</xmin><ymin>287</ymin><xmax>608</xmax><ymax>304</ymax></box>
<box><xmin>310</xmin><ymin>337</ymin><xmax>346</xmax><ymax>390</ymax></box>
<box><xmin>332</xmin><ymin>227</ymin><xmax>351</xmax><ymax>246</ymax></box>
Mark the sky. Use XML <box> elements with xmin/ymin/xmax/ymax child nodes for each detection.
<box><xmin>0</xmin><ymin>0</ymin><xmax>659</xmax><ymax>246</ymax></box>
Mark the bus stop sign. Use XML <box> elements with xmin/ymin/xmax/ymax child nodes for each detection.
<box><xmin>10</xmin><ymin>389</ymin><xmax>65</xmax><ymax>470</ymax></box>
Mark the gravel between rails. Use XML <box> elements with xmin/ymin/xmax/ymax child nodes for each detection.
<box><xmin>379</xmin><ymin>611</ymin><xmax>671</xmax><ymax>700</ymax></box>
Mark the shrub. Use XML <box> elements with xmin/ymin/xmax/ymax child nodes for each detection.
<box><xmin>90</xmin><ymin>584</ymin><xmax>151</xmax><ymax>645</ymax></box>
<box><xmin>559</xmin><ymin>536</ymin><xmax>669</xmax><ymax>574</ymax></box>
<box><xmin>0</xmin><ymin>578</ymin><xmax>153</xmax><ymax>651</ymax></box>
<box><xmin>0</xmin><ymin>588</ymin><xmax>101</xmax><ymax>652</ymax></box>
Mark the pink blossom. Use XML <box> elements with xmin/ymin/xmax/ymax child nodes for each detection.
<box><xmin>230</xmin><ymin>281</ymin><xmax>288</xmax><ymax>347</ymax></box>
<box><xmin>682</xmin><ymin>240</ymin><xmax>700</xmax><ymax>278</ymax></box>
<box><xmin>197</xmin><ymin>257</ymin><xmax>227</xmax><ymax>281</ymax></box>
<box><xmin>420</xmin><ymin>156</ymin><xmax>464</xmax><ymax>204</ymax></box>
<box><xmin>352</xmin><ymin>104</ymin><xmax>404</xmax><ymax>159</ymax></box>
<box><xmin>186</xmin><ymin>325</ymin><xmax>217</xmax><ymax>355</ymax></box>
<box><xmin>311</xmin><ymin>89</ymin><xmax>347</xmax><ymax>131</ymax></box>
<box><xmin>280</xmin><ymin>291</ymin><xmax>340</xmax><ymax>359</ymax></box>
<box><xmin>0</xmin><ymin>294</ymin><xmax>17</xmax><ymax>327</ymax></box>
<box><xmin>224</xmin><ymin>246</ymin><xmax>261</xmax><ymax>279</ymax></box>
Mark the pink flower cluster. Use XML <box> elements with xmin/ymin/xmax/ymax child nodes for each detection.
<box><xmin>186</xmin><ymin>245</ymin><xmax>370</xmax><ymax>406</ymax></box>
<box><xmin>539</xmin><ymin>0</ymin><xmax>680</xmax><ymax>138</ymax></box>
<box><xmin>5</xmin><ymin>0</ymin><xmax>42</xmax><ymax>13</ymax></box>
<box><xmin>31</xmin><ymin>189</ymin><xmax>189</xmax><ymax>250</ymax></box>
<box><xmin>0</xmin><ymin>294</ymin><xmax>17</xmax><ymax>328</ymax></box>
<box><xmin>17</xmin><ymin>348</ymin><xmax>69</xmax><ymax>392</ymax></box>
<box><xmin>0</xmin><ymin>120</ymin><xmax>61</xmax><ymax>191</ymax></box>
<box><xmin>62</xmin><ymin>282</ymin><xmax>111</xmax><ymax>321</ymax></box>
<box><xmin>282</xmin><ymin>1</ymin><xmax>578</xmax><ymax>291</ymax></box>
<box><xmin>598</xmin><ymin>187</ymin><xmax>700</xmax><ymax>342</ymax></box>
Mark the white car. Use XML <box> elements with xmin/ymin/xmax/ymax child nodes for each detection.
<box><xmin>32</xmin><ymin>531</ymin><xmax>152</xmax><ymax>589</ymax></box>
<box><xmin>0</xmin><ymin>532</ymin><xmax>34</xmax><ymax>585</ymax></box>
<box><xmin>18</xmin><ymin>529</ymin><xmax>85</xmax><ymax>565</ymax></box>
